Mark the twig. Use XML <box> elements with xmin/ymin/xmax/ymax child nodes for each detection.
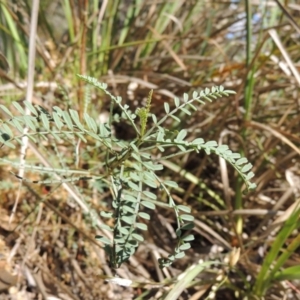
<box><xmin>10</xmin><ymin>0</ymin><xmax>40</xmax><ymax>226</ymax></box>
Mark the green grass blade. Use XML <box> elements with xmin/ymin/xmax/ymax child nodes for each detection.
<box><xmin>164</xmin><ymin>261</ymin><xmax>215</xmax><ymax>300</ymax></box>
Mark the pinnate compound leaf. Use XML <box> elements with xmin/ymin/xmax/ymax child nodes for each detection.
<box><xmin>12</xmin><ymin>101</ymin><xmax>25</xmax><ymax>114</ymax></box>
<box><xmin>114</xmin><ymin>236</ymin><xmax>125</xmax><ymax>244</ymax></box>
<box><xmin>183</xmin><ymin>93</ymin><xmax>189</xmax><ymax>102</ymax></box>
<box><xmin>177</xmin><ymin>205</ymin><xmax>191</xmax><ymax>213</ymax></box>
<box><xmin>53</xmin><ymin>106</ymin><xmax>63</xmax><ymax>116</ymax></box>
<box><xmin>51</xmin><ymin>132</ymin><xmax>61</xmax><ymax>142</ymax></box>
<box><xmin>2</xmin><ymin>124</ymin><xmax>13</xmax><ymax>137</ymax></box>
<box><xmin>217</xmin><ymin>145</ymin><xmax>229</xmax><ymax>152</ymax></box>
<box><xmin>87</xmin><ymin>131</ymin><xmax>102</xmax><ymax>142</ymax></box>
<box><xmin>99</xmin><ymin>123</ymin><xmax>111</xmax><ymax>136</ymax></box>
<box><xmin>144</xmin><ymin>171</ymin><xmax>156</xmax><ymax>181</ymax></box>
<box><xmin>84</xmin><ymin>113</ymin><xmax>97</xmax><ymax>133</ymax></box>
<box><xmin>182</xmin><ymin>235</ymin><xmax>194</xmax><ymax>242</ymax></box>
<box><xmin>164</xmin><ymin>180</ymin><xmax>178</xmax><ymax>188</ymax></box>
<box><xmin>246</xmin><ymin>171</ymin><xmax>255</xmax><ymax>180</ymax></box>
<box><xmin>179</xmin><ymin>243</ymin><xmax>191</xmax><ymax>251</ymax></box>
<box><xmin>135</xmin><ymin>223</ymin><xmax>148</xmax><ymax>231</ymax></box>
<box><xmin>99</xmin><ymin>224</ymin><xmax>113</xmax><ymax>231</ymax></box>
<box><xmin>141</xmin><ymin>201</ymin><xmax>156</xmax><ymax>210</ymax></box>
<box><xmin>177</xmin><ymin>144</ymin><xmax>187</xmax><ymax>152</ymax></box>
<box><xmin>41</xmin><ymin>113</ymin><xmax>50</xmax><ymax>130</ymax></box>
<box><xmin>53</xmin><ymin>112</ymin><xmax>64</xmax><ymax>130</ymax></box>
<box><xmin>143</xmin><ymin>178</ymin><xmax>158</xmax><ymax>188</ymax></box>
<box><xmin>11</xmin><ymin>118</ymin><xmax>23</xmax><ymax>132</ymax></box>
<box><xmin>62</xmin><ymin>111</ymin><xmax>73</xmax><ymax>130</ymax></box>
<box><xmin>143</xmin><ymin>191</ymin><xmax>157</xmax><ymax>200</ymax></box>
<box><xmin>204</xmin><ymin>140</ymin><xmax>218</xmax><ymax>147</ymax></box>
<box><xmin>119</xmin><ymin>227</ymin><xmax>130</xmax><ymax>235</ymax></box>
<box><xmin>241</xmin><ymin>163</ymin><xmax>253</xmax><ymax>173</ymax></box>
<box><xmin>122</xmin><ymin>204</ymin><xmax>135</xmax><ymax>214</ymax></box>
<box><xmin>127</xmin><ymin>180</ymin><xmax>140</xmax><ymax>191</ymax></box>
<box><xmin>192</xmin><ymin>91</ymin><xmax>198</xmax><ymax>98</ymax></box>
<box><xmin>175</xmin><ymin>252</ymin><xmax>185</xmax><ymax>259</ymax></box>
<box><xmin>175</xmin><ymin>129</ymin><xmax>187</xmax><ymax>142</ymax></box>
<box><xmin>131</xmin><ymin>152</ymin><xmax>142</xmax><ymax>162</ymax></box>
<box><xmin>164</xmin><ymin>102</ymin><xmax>170</xmax><ymax>114</ymax></box>
<box><xmin>138</xmin><ymin>212</ymin><xmax>150</xmax><ymax>220</ymax></box>
<box><xmin>95</xmin><ymin>235</ymin><xmax>111</xmax><ymax>245</ymax></box>
<box><xmin>157</xmin><ymin>128</ymin><xmax>165</xmax><ymax>142</ymax></box>
<box><xmin>130</xmin><ymin>172</ymin><xmax>140</xmax><ymax>182</ymax></box>
<box><xmin>0</xmin><ymin>135</ymin><xmax>14</xmax><ymax>148</ymax></box>
<box><xmin>174</xmin><ymin>97</ymin><xmax>180</xmax><ymax>107</ymax></box>
<box><xmin>157</xmin><ymin>145</ymin><xmax>165</xmax><ymax>152</ymax></box>
<box><xmin>23</xmin><ymin>115</ymin><xmax>37</xmax><ymax>131</ymax></box>
<box><xmin>181</xmin><ymin>214</ymin><xmax>194</xmax><ymax>221</ymax></box>
<box><xmin>100</xmin><ymin>211</ymin><xmax>114</xmax><ymax>218</ymax></box>
<box><xmin>169</xmin><ymin>114</ymin><xmax>181</xmax><ymax>123</ymax></box>
<box><xmin>142</xmin><ymin>161</ymin><xmax>163</xmax><ymax>171</ymax></box>
<box><xmin>75</xmin><ymin>132</ymin><xmax>87</xmax><ymax>142</ymax></box>
<box><xmin>73</xmin><ymin>77</ymin><xmax>254</xmax><ymax>269</ymax></box>
<box><xmin>24</xmin><ymin>101</ymin><xmax>38</xmax><ymax>115</ymax></box>
<box><xmin>64</xmin><ymin>131</ymin><xmax>75</xmax><ymax>140</ymax></box>
<box><xmin>236</xmin><ymin>157</ymin><xmax>248</xmax><ymax>166</ymax></box>
<box><xmin>249</xmin><ymin>183</ymin><xmax>257</xmax><ymax>190</ymax></box>
<box><xmin>131</xmin><ymin>161</ymin><xmax>142</xmax><ymax>172</ymax></box>
<box><xmin>0</xmin><ymin>104</ymin><xmax>13</xmax><ymax>117</ymax></box>
<box><xmin>131</xmin><ymin>233</ymin><xmax>144</xmax><ymax>242</ymax></box>
<box><xmin>121</xmin><ymin>215</ymin><xmax>135</xmax><ymax>225</ymax></box>
<box><xmin>130</xmin><ymin>142</ymin><xmax>139</xmax><ymax>153</ymax></box>
<box><xmin>187</xmin><ymin>102</ymin><xmax>197</xmax><ymax>111</ymax></box>
<box><xmin>123</xmin><ymin>194</ymin><xmax>138</xmax><ymax>202</ymax></box>
<box><xmin>192</xmin><ymin>138</ymin><xmax>204</xmax><ymax>145</ymax></box>
<box><xmin>152</xmin><ymin>114</ymin><xmax>157</xmax><ymax>124</ymax></box>
<box><xmin>127</xmin><ymin>240</ymin><xmax>138</xmax><ymax>248</ymax></box>
<box><xmin>69</xmin><ymin>109</ymin><xmax>85</xmax><ymax>130</ymax></box>
<box><xmin>180</xmin><ymin>107</ymin><xmax>191</xmax><ymax>115</ymax></box>
<box><xmin>181</xmin><ymin>222</ymin><xmax>194</xmax><ymax>230</ymax></box>
<box><xmin>230</xmin><ymin>153</ymin><xmax>241</xmax><ymax>159</ymax></box>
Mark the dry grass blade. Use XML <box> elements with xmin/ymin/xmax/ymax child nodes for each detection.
<box><xmin>275</xmin><ymin>0</ymin><xmax>300</xmax><ymax>35</ymax></box>
<box><xmin>1</xmin><ymin>1</ymin><xmax>300</xmax><ymax>299</ymax></box>
<box><xmin>0</xmin><ymin>52</ymin><xmax>10</xmax><ymax>73</ymax></box>
<box><xmin>11</xmin><ymin>0</ymin><xmax>40</xmax><ymax>227</ymax></box>
<box><xmin>248</xmin><ymin>120</ymin><xmax>300</xmax><ymax>156</ymax></box>
<box><xmin>268</xmin><ymin>29</ymin><xmax>300</xmax><ymax>86</ymax></box>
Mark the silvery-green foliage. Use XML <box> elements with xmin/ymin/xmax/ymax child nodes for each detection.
<box><xmin>0</xmin><ymin>75</ymin><xmax>256</xmax><ymax>269</ymax></box>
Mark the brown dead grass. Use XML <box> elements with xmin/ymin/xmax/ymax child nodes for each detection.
<box><xmin>0</xmin><ymin>1</ymin><xmax>300</xmax><ymax>299</ymax></box>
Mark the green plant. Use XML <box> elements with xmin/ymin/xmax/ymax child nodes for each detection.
<box><xmin>0</xmin><ymin>75</ymin><xmax>256</xmax><ymax>271</ymax></box>
<box><xmin>251</xmin><ymin>203</ymin><xmax>300</xmax><ymax>297</ymax></box>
